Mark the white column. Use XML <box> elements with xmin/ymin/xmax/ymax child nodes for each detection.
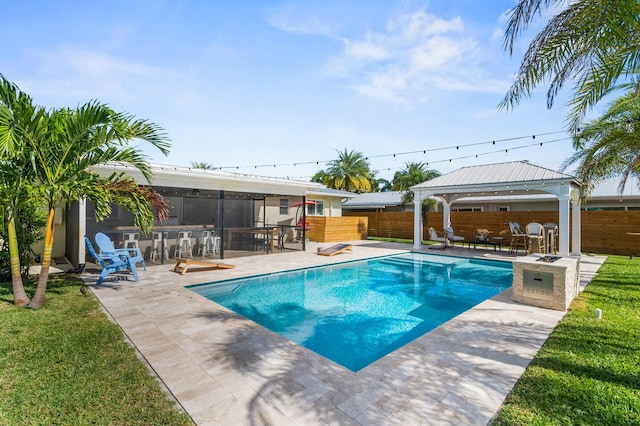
<box><xmin>413</xmin><ymin>192</ymin><xmax>423</xmax><ymax>250</ymax></box>
<box><xmin>442</xmin><ymin>199</ymin><xmax>451</xmax><ymax>230</ymax></box>
<box><xmin>571</xmin><ymin>196</ymin><xmax>581</xmax><ymax>256</ymax></box>
<box><xmin>557</xmin><ymin>195</ymin><xmax>570</xmax><ymax>256</ymax></box>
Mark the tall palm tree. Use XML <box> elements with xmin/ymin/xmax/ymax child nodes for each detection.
<box><xmin>563</xmin><ymin>91</ymin><xmax>640</xmax><ymax>198</ymax></box>
<box><xmin>324</xmin><ymin>149</ymin><xmax>372</xmax><ymax>193</ymax></box>
<box><xmin>392</xmin><ymin>161</ymin><xmax>440</xmax><ymax>205</ymax></box>
<box><xmin>26</xmin><ymin>101</ymin><xmax>171</xmax><ymax>308</ymax></box>
<box><xmin>500</xmin><ymin>0</ymin><xmax>640</xmax><ymax>132</ymax></box>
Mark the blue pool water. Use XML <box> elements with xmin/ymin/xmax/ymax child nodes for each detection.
<box><xmin>189</xmin><ymin>252</ymin><xmax>512</xmax><ymax>371</ymax></box>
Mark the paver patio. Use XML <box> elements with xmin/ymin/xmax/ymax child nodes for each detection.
<box><xmin>83</xmin><ymin>241</ymin><xmax>605</xmax><ymax>425</ymax></box>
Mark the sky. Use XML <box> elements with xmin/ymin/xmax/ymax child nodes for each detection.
<box><xmin>1</xmin><ymin>0</ymin><xmax>581</xmax><ymax>184</ymax></box>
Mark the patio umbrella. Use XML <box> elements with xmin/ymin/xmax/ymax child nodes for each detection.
<box><xmin>289</xmin><ymin>201</ymin><xmax>318</xmax><ymax>208</ymax></box>
<box><xmin>290</xmin><ymin>201</ymin><xmax>316</xmax><ymax>229</ymax></box>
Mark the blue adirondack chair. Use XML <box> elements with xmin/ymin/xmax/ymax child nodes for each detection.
<box><xmin>84</xmin><ymin>236</ymin><xmax>139</xmax><ymax>285</ymax></box>
<box><xmin>94</xmin><ymin>232</ymin><xmax>146</xmax><ymax>271</ymax></box>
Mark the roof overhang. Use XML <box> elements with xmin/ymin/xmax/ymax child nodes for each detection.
<box><xmin>92</xmin><ymin>163</ymin><xmax>319</xmax><ymax>197</ymax></box>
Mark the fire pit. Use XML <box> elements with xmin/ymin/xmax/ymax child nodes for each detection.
<box><xmin>536</xmin><ymin>256</ymin><xmax>561</xmax><ymax>263</ymax></box>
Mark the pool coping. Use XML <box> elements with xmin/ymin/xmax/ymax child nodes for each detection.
<box><xmin>84</xmin><ymin>241</ymin><xmax>606</xmax><ymax>425</ymax></box>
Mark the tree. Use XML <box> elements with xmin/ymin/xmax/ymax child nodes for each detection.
<box><xmin>369</xmin><ymin>172</ymin><xmax>391</xmax><ymax>192</ymax></box>
<box><xmin>0</xmin><ymin>75</ymin><xmax>48</xmax><ymax>306</ymax></box>
<box><xmin>392</xmin><ymin>161</ymin><xmax>440</xmax><ymax>205</ymax></box>
<box><xmin>0</xmin><ymin>74</ymin><xmax>171</xmax><ymax>308</ymax></box>
<box><xmin>563</xmin><ymin>91</ymin><xmax>640</xmax><ymax>198</ymax></box>
<box><xmin>311</xmin><ymin>170</ymin><xmax>329</xmax><ymax>185</ymax></box>
<box><xmin>27</xmin><ymin>101</ymin><xmax>171</xmax><ymax>308</ymax></box>
<box><xmin>500</xmin><ymin>0</ymin><xmax>640</xmax><ymax>132</ymax></box>
<box><xmin>191</xmin><ymin>162</ymin><xmax>214</xmax><ymax>170</ymax></box>
<box><xmin>324</xmin><ymin>149</ymin><xmax>372</xmax><ymax>193</ymax></box>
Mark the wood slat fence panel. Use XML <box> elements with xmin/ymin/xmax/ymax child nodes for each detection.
<box><xmin>345</xmin><ymin>210</ymin><xmax>640</xmax><ymax>256</ymax></box>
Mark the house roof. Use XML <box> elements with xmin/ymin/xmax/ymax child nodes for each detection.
<box><xmin>411</xmin><ymin>161</ymin><xmax>580</xmax><ymax>201</ymax></box>
<box><xmin>342</xmin><ymin>191</ymin><xmax>404</xmax><ymax>209</ymax></box>
<box><xmin>92</xmin><ymin>163</ymin><xmax>327</xmax><ymax>197</ymax></box>
<box><xmin>412</xmin><ymin>161</ymin><xmax>577</xmax><ymax>190</ymax></box>
<box><xmin>590</xmin><ymin>176</ymin><xmax>640</xmax><ymax>199</ymax></box>
<box><xmin>307</xmin><ymin>187</ymin><xmax>357</xmax><ymax>199</ymax></box>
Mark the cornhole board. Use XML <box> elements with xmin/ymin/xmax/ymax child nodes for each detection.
<box><xmin>172</xmin><ymin>258</ymin><xmax>235</xmax><ymax>275</ymax></box>
<box><xmin>317</xmin><ymin>244</ymin><xmax>353</xmax><ymax>256</ymax></box>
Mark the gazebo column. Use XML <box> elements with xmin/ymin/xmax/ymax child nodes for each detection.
<box><xmin>571</xmin><ymin>196</ymin><xmax>581</xmax><ymax>256</ymax></box>
<box><xmin>412</xmin><ymin>192</ymin><xmax>423</xmax><ymax>250</ymax></box>
<box><xmin>557</xmin><ymin>195</ymin><xmax>570</xmax><ymax>256</ymax></box>
<box><xmin>441</xmin><ymin>199</ymin><xmax>451</xmax><ymax>230</ymax></box>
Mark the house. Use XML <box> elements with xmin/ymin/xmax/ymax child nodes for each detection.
<box><xmin>42</xmin><ymin>163</ymin><xmax>355</xmax><ymax>266</ymax></box>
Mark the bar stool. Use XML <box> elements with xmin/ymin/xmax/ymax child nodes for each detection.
<box><xmin>122</xmin><ymin>232</ymin><xmax>140</xmax><ymax>256</ymax></box>
<box><xmin>150</xmin><ymin>232</ymin><xmax>169</xmax><ymax>263</ymax></box>
<box><xmin>197</xmin><ymin>231</ymin><xmax>214</xmax><ymax>258</ymax></box>
<box><xmin>174</xmin><ymin>231</ymin><xmax>193</xmax><ymax>258</ymax></box>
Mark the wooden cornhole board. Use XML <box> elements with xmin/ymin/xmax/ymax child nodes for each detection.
<box><xmin>172</xmin><ymin>258</ymin><xmax>235</xmax><ymax>275</ymax></box>
<box><xmin>317</xmin><ymin>244</ymin><xmax>353</xmax><ymax>256</ymax></box>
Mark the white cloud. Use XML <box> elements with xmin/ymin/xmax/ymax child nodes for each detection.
<box><xmin>316</xmin><ymin>10</ymin><xmax>505</xmax><ymax>105</ymax></box>
<box><xmin>20</xmin><ymin>46</ymin><xmax>177</xmax><ymax>105</ymax></box>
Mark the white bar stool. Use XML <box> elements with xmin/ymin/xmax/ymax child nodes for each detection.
<box><xmin>150</xmin><ymin>231</ymin><xmax>169</xmax><ymax>263</ymax></box>
<box><xmin>122</xmin><ymin>232</ymin><xmax>140</xmax><ymax>255</ymax></box>
<box><xmin>174</xmin><ymin>231</ymin><xmax>193</xmax><ymax>258</ymax></box>
<box><xmin>197</xmin><ymin>231</ymin><xmax>215</xmax><ymax>258</ymax></box>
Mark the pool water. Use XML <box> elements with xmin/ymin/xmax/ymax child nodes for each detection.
<box><xmin>189</xmin><ymin>252</ymin><xmax>512</xmax><ymax>371</ymax></box>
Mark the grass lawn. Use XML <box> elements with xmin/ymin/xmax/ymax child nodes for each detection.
<box><xmin>492</xmin><ymin>255</ymin><xmax>640</xmax><ymax>425</ymax></box>
<box><xmin>0</xmin><ymin>275</ymin><xmax>192</xmax><ymax>425</ymax></box>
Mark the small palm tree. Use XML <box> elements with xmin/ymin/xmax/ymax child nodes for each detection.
<box><xmin>324</xmin><ymin>149</ymin><xmax>372</xmax><ymax>193</ymax></box>
<box><xmin>563</xmin><ymin>91</ymin><xmax>640</xmax><ymax>198</ymax></box>
<box><xmin>191</xmin><ymin>162</ymin><xmax>214</xmax><ymax>170</ymax></box>
<box><xmin>500</xmin><ymin>0</ymin><xmax>640</xmax><ymax>131</ymax></box>
<box><xmin>27</xmin><ymin>101</ymin><xmax>171</xmax><ymax>308</ymax></box>
<box><xmin>0</xmin><ymin>74</ymin><xmax>171</xmax><ymax>308</ymax></box>
<box><xmin>392</xmin><ymin>162</ymin><xmax>440</xmax><ymax>205</ymax></box>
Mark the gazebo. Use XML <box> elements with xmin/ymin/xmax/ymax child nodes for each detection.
<box><xmin>410</xmin><ymin>161</ymin><xmax>582</xmax><ymax>256</ymax></box>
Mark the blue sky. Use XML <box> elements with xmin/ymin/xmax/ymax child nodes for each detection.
<box><xmin>2</xmin><ymin>0</ymin><xmax>578</xmax><ymax>183</ymax></box>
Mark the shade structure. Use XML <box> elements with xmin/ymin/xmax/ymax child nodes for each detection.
<box><xmin>289</xmin><ymin>201</ymin><xmax>318</xmax><ymax>208</ymax></box>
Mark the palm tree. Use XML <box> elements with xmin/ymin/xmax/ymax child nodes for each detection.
<box><xmin>191</xmin><ymin>162</ymin><xmax>214</xmax><ymax>170</ymax></box>
<box><xmin>26</xmin><ymin>101</ymin><xmax>171</xmax><ymax>308</ymax></box>
<box><xmin>392</xmin><ymin>161</ymin><xmax>440</xmax><ymax>205</ymax></box>
<box><xmin>563</xmin><ymin>91</ymin><xmax>640</xmax><ymax>198</ymax></box>
<box><xmin>500</xmin><ymin>0</ymin><xmax>640</xmax><ymax>132</ymax></box>
<box><xmin>324</xmin><ymin>149</ymin><xmax>372</xmax><ymax>193</ymax></box>
<box><xmin>0</xmin><ymin>75</ymin><xmax>47</xmax><ymax>306</ymax></box>
<box><xmin>369</xmin><ymin>173</ymin><xmax>391</xmax><ymax>192</ymax></box>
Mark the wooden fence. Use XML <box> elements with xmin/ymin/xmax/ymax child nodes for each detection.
<box><xmin>307</xmin><ymin>216</ymin><xmax>368</xmax><ymax>242</ymax></box>
<box><xmin>344</xmin><ymin>210</ymin><xmax>640</xmax><ymax>256</ymax></box>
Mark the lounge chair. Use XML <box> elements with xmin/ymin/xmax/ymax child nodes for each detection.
<box><xmin>94</xmin><ymin>232</ymin><xmax>146</xmax><ymax>271</ymax></box>
<box><xmin>317</xmin><ymin>243</ymin><xmax>353</xmax><ymax>256</ymax></box>
<box><xmin>428</xmin><ymin>227</ymin><xmax>448</xmax><ymax>248</ymax></box>
<box><xmin>84</xmin><ymin>236</ymin><xmax>139</xmax><ymax>285</ymax></box>
<box><xmin>444</xmin><ymin>226</ymin><xmax>464</xmax><ymax>246</ymax></box>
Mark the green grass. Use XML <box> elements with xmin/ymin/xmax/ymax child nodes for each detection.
<box><xmin>0</xmin><ymin>276</ymin><xmax>192</xmax><ymax>425</ymax></box>
<box><xmin>492</xmin><ymin>255</ymin><xmax>640</xmax><ymax>425</ymax></box>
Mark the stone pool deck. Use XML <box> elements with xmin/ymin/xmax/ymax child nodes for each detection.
<box><xmin>83</xmin><ymin>241</ymin><xmax>605</xmax><ymax>425</ymax></box>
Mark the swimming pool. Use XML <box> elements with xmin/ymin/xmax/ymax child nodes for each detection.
<box><xmin>189</xmin><ymin>252</ymin><xmax>512</xmax><ymax>371</ymax></box>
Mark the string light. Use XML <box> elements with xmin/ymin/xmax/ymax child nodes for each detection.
<box><xmin>212</xmin><ymin>130</ymin><xmax>567</xmax><ymax>171</ymax></box>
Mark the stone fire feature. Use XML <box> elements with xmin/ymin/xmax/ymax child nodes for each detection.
<box><xmin>512</xmin><ymin>254</ymin><xmax>580</xmax><ymax>311</ymax></box>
